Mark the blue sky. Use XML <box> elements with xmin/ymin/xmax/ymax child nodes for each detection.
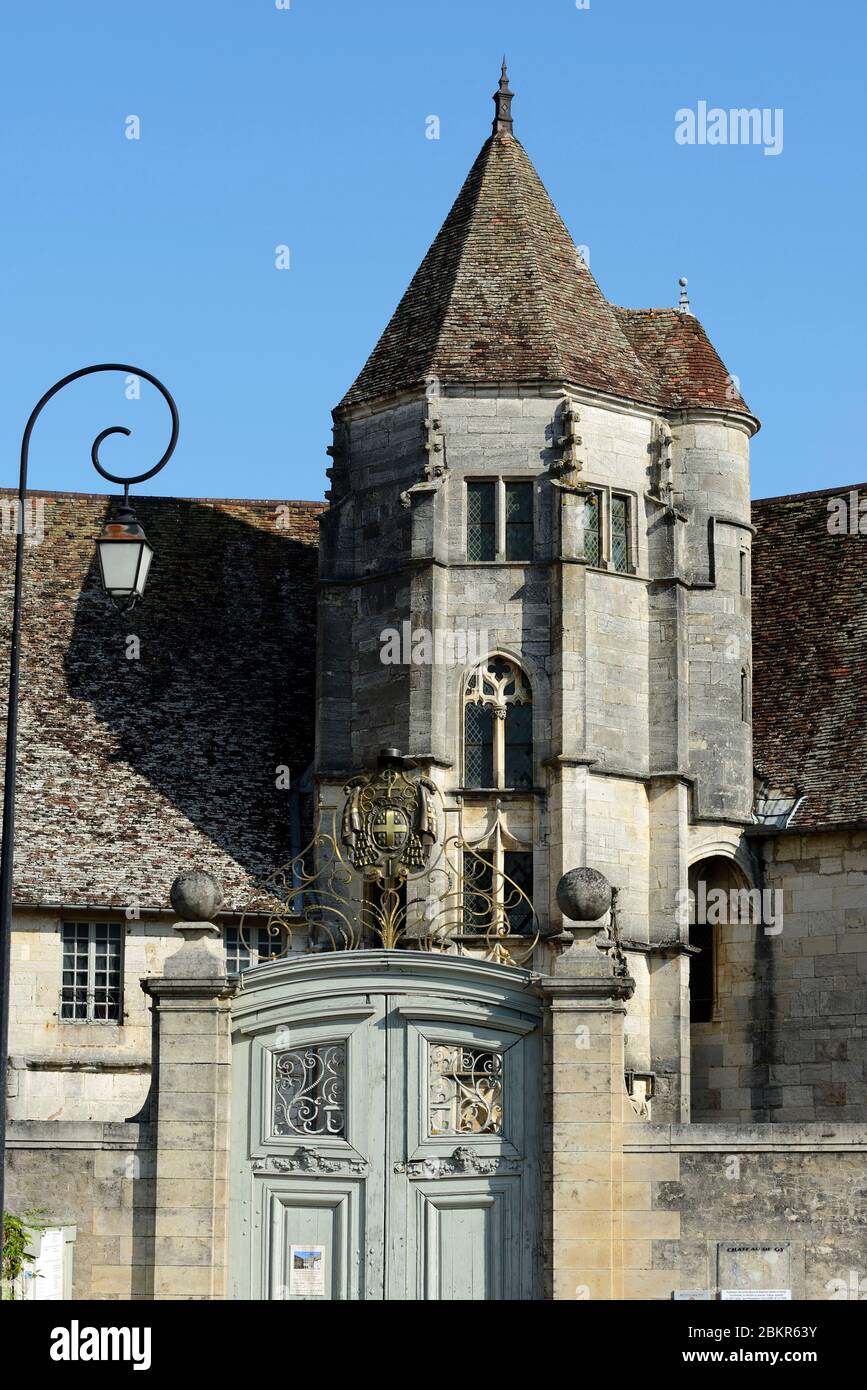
<box><xmin>1</xmin><ymin>0</ymin><xmax>863</xmax><ymax>502</ymax></box>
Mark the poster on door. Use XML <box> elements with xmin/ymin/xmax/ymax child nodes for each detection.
<box><xmin>289</xmin><ymin>1245</ymin><xmax>326</xmax><ymax>1297</ymax></box>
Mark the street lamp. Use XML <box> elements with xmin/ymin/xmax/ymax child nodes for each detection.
<box><xmin>96</xmin><ymin>500</ymin><xmax>154</xmax><ymax>612</ymax></box>
<box><xmin>0</xmin><ymin>363</ymin><xmax>178</xmax><ymax>1229</ymax></box>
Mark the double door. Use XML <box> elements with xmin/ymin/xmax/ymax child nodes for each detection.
<box><xmin>229</xmin><ymin>956</ymin><xmax>542</xmax><ymax>1300</ymax></box>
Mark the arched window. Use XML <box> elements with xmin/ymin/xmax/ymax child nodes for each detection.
<box><xmin>463</xmin><ymin>657</ymin><xmax>532</xmax><ymax>790</ymax></box>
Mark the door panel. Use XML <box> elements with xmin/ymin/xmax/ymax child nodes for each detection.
<box><xmin>417</xmin><ymin>1181</ymin><xmax>519</xmax><ymax>1300</ymax></box>
<box><xmin>264</xmin><ymin>1185</ymin><xmax>353</xmax><ymax>1300</ymax></box>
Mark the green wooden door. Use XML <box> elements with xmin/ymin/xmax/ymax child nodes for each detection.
<box><xmin>229</xmin><ymin>953</ymin><xmax>542</xmax><ymax>1301</ymax></box>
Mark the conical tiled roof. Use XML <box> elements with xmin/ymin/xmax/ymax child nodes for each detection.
<box><xmin>339</xmin><ymin>74</ymin><xmax>752</xmax><ymax>420</ymax></box>
<box><xmin>339</xmin><ymin>128</ymin><xmax>660</xmax><ymax>410</ymax></box>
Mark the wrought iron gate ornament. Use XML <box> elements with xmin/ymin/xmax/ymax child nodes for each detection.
<box><xmin>238</xmin><ymin>750</ymin><xmax>539</xmax><ymax>966</ymax></box>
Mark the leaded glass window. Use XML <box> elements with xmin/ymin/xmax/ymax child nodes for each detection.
<box><xmin>504</xmin><ymin>701</ymin><xmax>533</xmax><ymax>790</ymax></box>
<box><xmin>463</xmin><ymin>657</ymin><xmax>532</xmax><ymax>790</ymax></box>
<box><xmin>273</xmin><ymin>1043</ymin><xmax>346</xmax><ymax>1137</ymax></box>
<box><xmin>582</xmin><ymin>491</ymin><xmax>602</xmax><ymax>565</ymax></box>
<box><xmin>467</xmin><ymin>481</ymin><xmax>496</xmax><ymax>561</ymax></box>
<box><xmin>611</xmin><ymin>494</ymin><xmax>630</xmax><ymax>572</ymax></box>
<box><xmin>429</xmin><ymin>1044</ymin><xmax>503</xmax><ymax>1135</ymax></box>
<box><xmin>503</xmin><ymin>851</ymin><xmax>533</xmax><ymax>933</ymax></box>
<box><xmin>462</xmin><ymin>850</ymin><xmax>494</xmax><ymax>929</ymax></box>
<box><xmin>464</xmin><ymin>703</ymin><xmax>494</xmax><ymax>788</ymax></box>
<box><xmin>61</xmin><ymin>922</ymin><xmax>122</xmax><ymax>1022</ymax></box>
<box><xmin>504</xmin><ymin>481</ymin><xmax>534</xmax><ymax>561</ymax></box>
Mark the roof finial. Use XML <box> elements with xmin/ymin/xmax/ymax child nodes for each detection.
<box><xmin>677</xmin><ymin>276</ymin><xmax>693</xmax><ymax>315</ymax></box>
<box><xmin>492</xmin><ymin>57</ymin><xmax>514</xmax><ymax>136</ymax></box>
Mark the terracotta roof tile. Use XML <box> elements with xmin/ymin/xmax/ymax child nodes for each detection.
<box><xmin>339</xmin><ymin>130</ymin><xmax>749</xmax><ymax>420</ymax></box>
<box><xmin>751</xmin><ymin>485</ymin><xmax>867</xmax><ymax>829</ymax></box>
<box><xmin>0</xmin><ymin>491</ymin><xmax>323</xmax><ymax>912</ymax></box>
<box><xmin>615</xmin><ymin>307</ymin><xmax>752</xmax><ymax>415</ymax></box>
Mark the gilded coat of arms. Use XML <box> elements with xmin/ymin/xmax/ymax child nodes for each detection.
<box><xmin>340</xmin><ymin>752</ymin><xmax>438</xmax><ymax>878</ymax></box>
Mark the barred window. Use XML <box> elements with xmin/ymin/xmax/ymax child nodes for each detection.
<box><xmin>611</xmin><ymin>494</ymin><xmax>630</xmax><ymax>573</ymax></box>
<box><xmin>504</xmin><ymin>481</ymin><xmax>534</xmax><ymax>561</ymax></box>
<box><xmin>61</xmin><ymin>922</ymin><xmax>122</xmax><ymax>1023</ymax></box>
<box><xmin>464</xmin><ymin>657</ymin><xmax>532</xmax><ymax>790</ymax></box>
<box><xmin>467</xmin><ymin>481</ymin><xmax>496</xmax><ymax>561</ymax></box>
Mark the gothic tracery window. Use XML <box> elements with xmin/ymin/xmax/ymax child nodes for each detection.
<box><xmin>463</xmin><ymin>657</ymin><xmax>533</xmax><ymax>790</ymax></box>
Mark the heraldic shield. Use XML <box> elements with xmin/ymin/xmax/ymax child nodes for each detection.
<box><xmin>238</xmin><ymin>749</ymin><xmax>539</xmax><ymax>964</ymax></box>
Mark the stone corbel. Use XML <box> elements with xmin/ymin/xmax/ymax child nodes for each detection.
<box><xmin>399</xmin><ymin>405</ymin><xmax>449</xmax><ymax>508</ymax></box>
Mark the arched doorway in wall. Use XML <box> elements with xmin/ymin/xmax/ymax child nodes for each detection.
<box><xmin>688</xmin><ymin>854</ymin><xmax>755</xmax><ymax>1119</ymax></box>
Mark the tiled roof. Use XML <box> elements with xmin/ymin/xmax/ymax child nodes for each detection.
<box><xmin>615</xmin><ymin>308</ymin><xmax>752</xmax><ymax>415</ymax></box>
<box><xmin>0</xmin><ymin>491</ymin><xmax>323</xmax><ymax>912</ymax></box>
<box><xmin>339</xmin><ymin>129</ymin><xmax>748</xmax><ymax>419</ymax></box>
<box><xmin>751</xmin><ymin>484</ymin><xmax>867</xmax><ymax>830</ymax></box>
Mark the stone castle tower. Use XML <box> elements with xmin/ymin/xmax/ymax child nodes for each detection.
<box><xmin>317</xmin><ymin>64</ymin><xmax>759</xmax><ymax>1123</ymax></box>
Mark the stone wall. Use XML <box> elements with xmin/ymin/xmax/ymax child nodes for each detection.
<box><xmin>622</xmin><ymin>1122</ymin><xmax>867</xmax><ymax>1300</ymax></box>
<box><xmin>691</xmin><ymin>828</ymin><xmax>867</xmax><ymax>1122</ymax></box>
<box><xmin>8</xmin><ymin>912</ymin><xmax>180</xmax><ymax>1121</ymax></box>
<box><xmin>6</xmin><ymin>1121</ymin><xmax>154</xmax><ymax>1299</ymax></box>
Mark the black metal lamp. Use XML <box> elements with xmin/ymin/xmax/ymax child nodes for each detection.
<box><xmin>96</xmin><ymin>498</ymin><xmax>154</xmax><ymax>612</ymax></box>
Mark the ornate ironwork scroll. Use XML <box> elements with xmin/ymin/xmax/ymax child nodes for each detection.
<box><xmin>273</xmin><ymin>1044</ymin><xmax>346</xmax><ymax>1137</ymax></box>
<box><xmin>239</xmin><ymin>759</ymin><xmax>540</xmax><ymax>967</ymax></box>
<box><xmin>429</xmin><ymin>1045</ymin><xmax>503</xmax><ymax>1136</ymax></box>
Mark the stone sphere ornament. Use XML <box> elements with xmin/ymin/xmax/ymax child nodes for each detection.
<box><xmin>556</xmin><ymin>867</ymin><xmax>613</xmax><ymax>922</ymax></box>
<box><xmin>170</xmin><ymin>869</ymin><xmax>223</xmax><ymax>922</ymax></box>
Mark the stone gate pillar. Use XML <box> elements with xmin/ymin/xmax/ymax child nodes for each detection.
<box><xmin>142</xmin><ymin>872</ymin><xmax>238</xmax><ymax>1300</ymax></box>
<box><xmin>541</xmin><ymin>871</ymin><xmax>634</xmax><ymax>1301</ymax></box>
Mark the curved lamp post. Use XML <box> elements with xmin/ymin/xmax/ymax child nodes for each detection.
<box><xmin>0</xmin><ymin>364</ymin><xmax>178</xmax><ymax>1227</ymax></box>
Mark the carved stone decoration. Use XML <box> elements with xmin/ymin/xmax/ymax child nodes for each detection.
<box><xmin>394</xmin><ymin>1145</ymin><xmax>520</xmax><ymax>1178</ymax></box>
<box><xmin>252</xmin><ymin>1148</ymin><xmax>368</xmax><ymax>1175</ymax></box>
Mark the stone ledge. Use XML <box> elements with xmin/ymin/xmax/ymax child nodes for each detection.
<box><xmin>625</xmin><ymin>1121</ymin><xmax>867</xmax><ymax>1152</ymax></box>
<box><xmin>10</xmin><ymin>1053</ymin><xmax>151</xmax><ymax>1073</ymax></box>
<box><xmin>7</xmin><ymin>1119</ymin><xmax>152</xmax><ymax>1149</ymax></box>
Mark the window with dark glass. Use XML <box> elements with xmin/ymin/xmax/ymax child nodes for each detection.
<box><xmin>464</xmin><ymin>701</ymin><xmax>494</xmax><ymax>788</ymax></box>
<box><xmin>61</xmin><ymin>922</ymin><xmax>122</xmax><ymax>1022</ymax></box>
<box><xmin>504</xmin><ymin>481</ymin><xmax>534</xmax><ymax>561</ymax></box>
<box><xmin>582</xmin><ymin>492</ymin><xmax>602</xmax><ymax>565</ymax></box>
<box><xmin>467</xmin><ymin>481</ymin><xmax>496</xmax><ymax>561</ymax></box>
<box><xmin>463</xmin><ymin>658</ymin><xmax>532</xmax><ymax>790</ymax></box>
<box><xmin>611</xmin><ymin>494</ymin><xmax>630</xmax><ymax>572</ymax></box>
<box><xmin>504</xmin><ymin>702</ymin><xmax>533</xmax><ymax>790</ymax></box>
<box><xmin>462</xmin><ymin>850</ymin><xmax>495</xmax><ymax>929</ymax></box>
<box><xmin>503</xmin><ymin>851</ymin><xmax>533</xmax><ymax>933</ymax></box>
